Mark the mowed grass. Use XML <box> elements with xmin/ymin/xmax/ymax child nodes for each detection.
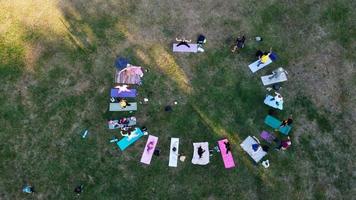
<box><xmin>0</xmin><ymin>0</ymin><xmax>355</xmax><ymax>199</ymax></box>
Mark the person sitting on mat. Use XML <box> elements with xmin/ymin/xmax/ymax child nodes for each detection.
<box><xmin>280</xmin><ymin>115</ymin><xmax>293</xmax><ymax>127</ymax></box>
<box><xmin>176</xmin><ymin>37</ymin><xmax>191</xmax><ymax>48</ymax></box>
<box><xmin>197</xmin><ymin>146</ymin><xmax>205</xmax><ymax>158</ymax></box>
<box><xmin>276</xmin><ymin>136</ymin><xmax>291</xmax><ymax>150</ymax></box>
<box><xmin>224</xmin><ymin>141</ymin><xmax>231</xmax><ymax>154</ymax></box>
<box><xmin>257</xmin><ymin>47</ymin><xmax>272</xmax><ymax>67</ymax></box>
<box><xmin>231</xmin><ymin>35</ymin><xmax>246</xmax><ymax>53</ymax></box>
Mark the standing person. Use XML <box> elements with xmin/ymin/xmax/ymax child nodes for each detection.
<box><xmin>231</xmin><ymin>35</ymin><xmax>246</xmax><ymax>53</ymax></box>
<box><xmin>276</xmin><ymin>136</ymin><xmax>292</xmax><ymax>150</ymax></box>
<box><xmin>197</xmin><ymin>146</ymin><xmax>205</xmax><ymax>158</ymax></box>
<box><xmin>176</xmin><ymin>37</ymin><xmax>191</xmax><ymax>48</ymax></box>
<box><xmin>74</xmin><ymin>185</ymin><xmax>84</xmax><ymax>195</ymax></box>
<box><xmin>280</xmin><ymin>115</ymin><xmax>293</xmax><ymax>127</ymax></box>
<box><xmin>257</xmin><ymin>47</ymin><xmax>272</xmax><ymax>67</ymax></box>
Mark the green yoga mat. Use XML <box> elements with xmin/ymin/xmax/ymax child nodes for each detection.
<box><xmin>264</xmin><ymin>115</ymin><xmax>292</xmax><ymax>135</ymax></box>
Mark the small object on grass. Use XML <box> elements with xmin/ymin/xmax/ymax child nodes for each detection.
<box><xmin>110</xmin><ymin>97</ymin><xmax>115</xmax><ymax>102</ymax></box>
<box><xmin>144</xmin><ymin>98</ymin><xmax>149</xmax><ymax>103</ymax></box>
<box><xmin>82</xmin><ymin>130</ymin><xmax>89</xmax><ymax>138</ymax></box>
<box><xmin>266</xmin><ymin>87</ymin><xmax>272</xmax><ymax>91</ymax></box>
<box><xmin>74</xmin><ymin>185</ymin><xmax>84</xmax><ymax>195</ymax></box>
<box><xmin>262</xmin><ymin>160</ymin><xmax>270</xmax><ymax>168</ymax></box>
<box><xmin>164</xmin><ymin>105</ymin><xmax>172</xmax><ymax>112</ymax></box>
<box><xmin>110</xmin><ymin>137</ymin><xmax>118</xmax><ymax>143</ymax></box>
<box><xmin>174</xmin><ymin>101</ymin><xmax>178</xmax><ymax>105</ymax></box>
<box><xmin>22</xmin><ymin>185</ymin><xmax>34</xmax><ymax>194</ymax></box>
<box><xmin>272</xmin><ymin>83</ymin><xmax>281</xmax><ymax>91</ymax></box>
<box><xmin>154</xmin><ymin>148</ymin><xmax>160</xmax><ymax>156</ymax></box>
<box><xmin>255</xmin><ymin>36</ymin><xmax>263</xmax><ymax>41</ymax></box>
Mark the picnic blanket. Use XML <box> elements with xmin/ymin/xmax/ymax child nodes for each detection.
<box><xmin>240</xmin><ymin>136</ymin><xmax>267</xmax><ymax>163</ymax></box>
<box><xmin>109</xmin><ymin>102</ymin><xmax>137</xmax><ymax>111</ymax></box>
<box><xmin>169</xmin><ymin>138</ymin><xmax>179</xmax><ymax>167</ymax></box>
<box><xmin>110</xmin><ymin>88</ymin><xmax>137</xmax><ymax>98</ymax></box>
<box><xmin>260</xmin><ymin>130</ymin><xmax>276</xmax><ymax>143</ymax></box>
<box><xmin>264</xmin><ymin>95</ymin><xmax>283</xmax><ymax>110</ymax></box>
<box><xmin>218</xmin><ymin>139</ymin><xmax>236</xmax><ymax>169</ymax></box>
<box><xmin>173</xmin><ymin>43</ymin><xmax>198</xmax><ymax>53</ymax></box>
<box><xmin>116</xmin><ymin>128</ymin><xmax>144</xmax><ymax>151</ymax></box>
<box><xmin>261</xmin><ymin>72</ymin><xmax>287</xmax><ymax>86</ymax></box>
<box><xmin>140</xmin><ymin>135</ymin><xmax>158</xmax><ymax>165</ymax></box>
<box><xmin>108</xmin><ymin>117</ymin><xmax>136</xmax><ymax>129</ymax></box>
<box><xmin>192</xmin><ymin>142</ymin><xmax>209</xmax><ymax>165</ymax></box>
<box><xmin>264</xmin><ymin>115</ymin><xmax>292</xmax><ymax>135</ymax></box>
<box><xmin>248</xmin><ymin>52</ymin><xmax>277</xmax><ymax>73</ymax></box>
<box><xmin>115</xmin><ymin>66</ymin><xmax>144</xmax><ymax>84</ymax></box>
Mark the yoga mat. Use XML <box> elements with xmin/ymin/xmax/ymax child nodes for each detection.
<box><xmin>261</xmin><ymin>72</ymin><xmax>287</xmax><ymax>86</ymax></box>
<box><xmin>140</xmin><ymin>135</ymin><xmax>158</xmax><ymax>165</ymax></box>
<box><xmin>169</xmin><ymin>138</ymin><xmax>179</xmax><ymax>167</ymax></box>
<box><xmin>109</xmin><ymin>103</ymin><xmax>137</xmax><ymax>111</ymax></box>
<box><xmin>264</xmin><ymin>115</ymin><xmax>292</xmax><ymax>135</ymax></box>
<box><xmin>264</xmin><ymin>95</ymin><xmax>283</xmax><ymax>110</ymax></box>
<box><xmin>218</xmin><ymin>139</ymin><xmax>236</xmax><ymax>169</ymax></box>
<box><xmin>248</xmin><ymin>57</ymin><xmax>272</xmax><ymax>73</ymax></box>
<box><xmin>192</xmin><ymin>142</ymin><xmax>209</xmax><ymax>165</ymax></box>
<box><xmin>116</xmin><ymin>128</ymin><xmax>144</xmax><ymax>151</ymax></box>
<box><xmin>110</xmin><ymin>88</ymin><xmax>137</xmax><ymax>98</ymax></box>
<box><xmin>240</xmin><ymin>136</ymin><xmax>267</xmax><ymax>163</ymax></box>
<box><xmin>260</xmin><ymin>130</ymin><xmax>275</xmax><ymax>143</ymax></box>
<box><xmin>173</xmin><ymin>43</ymin><xmax>198</xmax><ymax>53</ymax></box>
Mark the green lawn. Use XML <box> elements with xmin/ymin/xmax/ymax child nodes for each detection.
<box><xmin>0</xmin><ymin>0</ymin><xmax>355</xmax><ymax>199</ymax></box>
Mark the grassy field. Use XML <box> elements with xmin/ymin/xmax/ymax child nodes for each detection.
<box><xmin>0</xmin><ymin>0</ymin><xmax>355</xmax><ymax>199</ymax></box>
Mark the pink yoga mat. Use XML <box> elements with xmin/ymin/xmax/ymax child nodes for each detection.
<box><xmin>140</xmin><ymin>135</ymin><xmax>158</xmax><ymax>165</ymax></box>
<box><xmin>218</xmin><ymin>139</ymin><xmax>236</xmax><ymax>169</ymax></box>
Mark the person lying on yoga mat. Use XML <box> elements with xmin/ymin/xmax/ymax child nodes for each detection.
<box><xmin>197</xmin><ymin>146</ymin><xmax>205</xmax><ymax>158</ymax></box>
<box><xmin>257</xmin><ymin>47</ymin><xmax>272</xmax><ymax>67</ymax></box>
<box><xmin>224</xmin><ymin>141</ymin><xmax>231</xmax><ymax>154</ymax></box>
<box><xmin>280</xmin><ymin>115</ymin><xmax>293</xmax><ymax>127</ymax></box>
<box><xmin>147</xmin><ymin>141</ymin><xmax>154</xmax><ymax>152</ymax></box>
<box><xmin>270</xmin><ymin>92</ymin><xmax>283</xmax><ymax>105</ymax></box>
<box><xmin>231</xmin><ymin>35</ymin><xmax>246</xmax><ymax>53</ymax></box>
<box><xmin>176</xmin><ymin>37</ymin><xmax>191</xmax><ymax>48</ymax></box>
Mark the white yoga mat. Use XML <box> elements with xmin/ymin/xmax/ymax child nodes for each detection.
<box><xmin>261</xmin><ymin>72</ymin><xmax>288</xmax><ymax>86</ymax></box>
<box><xmin>264</xmin><ymin>95</ymin><xmax>283</xmax><ymax>110</ymax></box>
<box><xmin>248</xmin><ymin>58</ymin><xmax>272</xmax><ymax>73</ymax></box>
<box><xmin>192</xmin><ymin>142</ymin><xmax>209</xmax><ymax>165</ymax></box>
<box><xmin>169</xmin><ymin>138</ymin><xmax>179</xmax><ymax>167</ymax></box>
<box><xmin>240</xmin><ymin>136</ymin><xmax>267</xmax><ymax>163</ymax></box>
<box><xmin>173</xmin><ymin>43</ymin><xmax>198</xmax><ymax>53</ymax></box>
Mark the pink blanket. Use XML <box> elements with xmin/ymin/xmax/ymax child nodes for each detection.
<box><xmin>218</xmin><ymin>139</ymin><xmax>236</xmax><ymax>169</ymax></box>
<box><xmin>140</xmin><ymin>135</ymin><xmax>158</xmax><ymax>165</ymax></box>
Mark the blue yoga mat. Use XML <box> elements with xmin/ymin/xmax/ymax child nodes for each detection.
<box><xmin>116</xmin><ymin>128</ymin><xmax>144</xmax><ymax>151</ymax></box>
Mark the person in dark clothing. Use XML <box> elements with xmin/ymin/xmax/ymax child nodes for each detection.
<box><xmin>197</xmin><ymin>146</ymin><xmax>205</xmax><ymax>158</ymax></box>
<box><xmin>197</xmin><ymin>34</ymin><xmax>206</xmax><ymax>44</ymax></box>
<box><xmin>280</xmin><ymin>115</ymin><xmax>293</xmax><ymax>127</ymax></box>
<box><xmin>224</xmin><ymin>141</ymin><xmax>231</xmax><ymax>154</ymax></box>
<box><xmin>256</xmin><ymin>50</ymin><xmax>264</xmax><ymax>58</ymax></box>
<box><xmin>176</xmin><ymin>38</ymin><xmax>191</xmax><ymax>48</ymax></box>
<box><xmin>74</xmin><ymin>185</ymin><xmax>83</xmax><ymax>195</ymax></box>
<box><xmin>231</xmin><ymin>35</ymin><xmax>246</xmax><ymax>53</ymax></box>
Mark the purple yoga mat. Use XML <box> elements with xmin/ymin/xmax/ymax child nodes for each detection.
<box><xmin>110</xmin><ymin>88</ymin><xmax>137</xmax><ymax>98</ymax></box>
